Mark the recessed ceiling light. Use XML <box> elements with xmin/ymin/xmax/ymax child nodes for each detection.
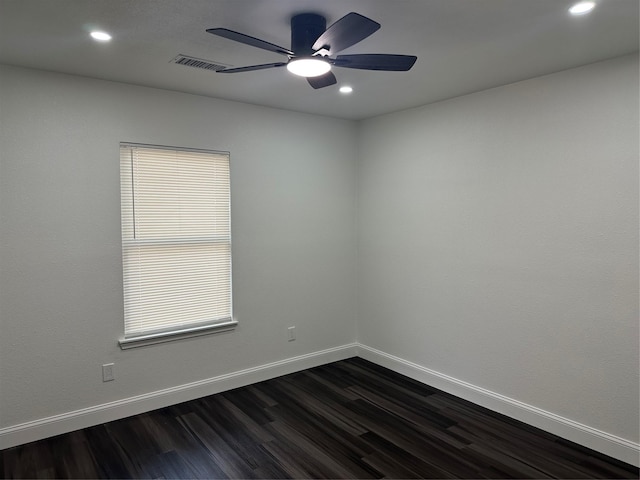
<box><xmin>286</xmin><ymin>58</ymin><xmax>331</xmax><ymax>77</ymax></box>
<box><xmin>90</xmin><ymin>31</ymin><xmax>112</xmax><ymax>42</ymax></box>
<box><xmin>339</xmin><ymin>86</ymin><xmax>353</xmax><ymax>94</ymax></box>
<box><xmin>569</xmin><ymin>1</ymin><xmax>596</xmax><ymax>15</ymax></box>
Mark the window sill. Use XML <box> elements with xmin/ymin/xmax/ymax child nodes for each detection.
<box><xmin>118</xmin><ymin>319</ymin><xmax>238</xmax><ymax>350</ymax></box>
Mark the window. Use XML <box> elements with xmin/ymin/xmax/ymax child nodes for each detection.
<box><xmin>118</xmin><ymin>143</ymin><xmax>234</xmax><ymax>349</ymax></box>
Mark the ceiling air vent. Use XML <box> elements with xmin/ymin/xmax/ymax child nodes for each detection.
<box><xmin>171</xmin><ymin>54</ymin><xmax>230</xmax><ymax>72</ymax></box>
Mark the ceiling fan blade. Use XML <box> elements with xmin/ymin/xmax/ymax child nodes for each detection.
<box><xmin>312</xmin><ymin>12</ymin><xmax>380</xmax><ymax>55</ymax></box>
<box><xmin>333</xmin><ymin>54</ymin><xmax>417</xmax><ymax>71</ymax></box>
<box><xmin>307</xmin><ymin>71</ymin><xmax>337</xmax><ymax>89</ymax></box>
<box><xmin>218</xmin><ymin>62</ymin><xmax>287</xmax><ymax>73</ymax></box>
<box><xmin>207</xmin><ymin>28</ymin><xmax>294</xmax><ymax>56</ymax></box>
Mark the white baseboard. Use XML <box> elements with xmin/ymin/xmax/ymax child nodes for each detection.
<box><xmin>0</xmin><ymin>343</ymin><xmax>358</xmax><ymax>450</ymax></box>
<box><xmin>356</xmin><ymin>344</ymin><xmax>640</xmax><ymax>467</ymax></box>
<box><xmin>2</xmin><ymin>342</ymin><xmax>638</xmax><ymax>469</ymax></box>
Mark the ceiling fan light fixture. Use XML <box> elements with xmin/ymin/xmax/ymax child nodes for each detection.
<box><xmin>569</xmin><ymin>1</ymin><xmax>596</xmax><ymax>15</ymax></box>
<box><xmin>287</xmin><ymin>58</ymin><xmax>331</xmax><ymax>77</ymax></box>
<box><xmin>90</xmin><ymin>30</ymin><xmax>112</xmax><ymax>42</ymax></box>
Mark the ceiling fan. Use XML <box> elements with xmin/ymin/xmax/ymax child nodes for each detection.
<box><xmin>206</xmin><ymin>12</ymin><xmax>417</xmax><ymax>89</ymax></box>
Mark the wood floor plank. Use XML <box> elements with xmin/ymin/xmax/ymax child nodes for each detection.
<box><xmin>177</xmin><ymin>411</ymin><xmax>257</xmax><ymax>478</ymax></box>
<box><xmin>265</xmin><ymin>404</ymin><xmax>380</xmax><ymax>478</ymax></box>
<box><xmin>363</xmin><ymin>430</ymin><xmax>461</xmax><ymax>479</ymax></box>
<box><xmin>260</xmin><ymin>439</ymin><xmax>323</xmax><ymax>479</ymax></box>
<box><xmin>140</xmin><ymin>408</ymin><xmax>231</xmax><ymax>478</ymax></box>
<box><xmin>347</xmin><ymin>384</ymin><xmax>466</xmax><ymax>445</ymax></box>
<box><xmin>220</xmin><ymin>388</ymin><xmax>276</xmax><ymax>426</ymax></box>
<box><xmin>47</xmin><ymin>433</ymin><xmax>100</xmax><ymax>479</ymax></box>
<box><xmin>2</xmin><ymin>358</ymin><xmax>638</xmax><ymax>479</ymax></box>
<box><xmin>268</xmin><ymin>419</ymin><xmax>375</xmax><ymax>479</ymax></box>
<box><xmin>189</xmin><ymin>397</ymin><xmax>274</xmax><ymax>468</ymax></box>
<box><xmin>273</xmin><ymin>374</ymin><xmax>371</xmax><ymax>436</ymax></box>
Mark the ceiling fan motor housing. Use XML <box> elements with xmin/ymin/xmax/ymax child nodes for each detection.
<box><xmin>291</xmin><ymin>13</ymin><xmax>326</xmax><ymax>56</ymax></box>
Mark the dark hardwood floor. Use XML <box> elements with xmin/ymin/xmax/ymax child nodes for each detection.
<box><xmin>2</xmin><ymin>357</ymin><xmax>638</xmax><ymax>479</ymax></box>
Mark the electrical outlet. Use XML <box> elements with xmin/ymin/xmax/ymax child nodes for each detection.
<box><xmin>102</xmin><ymin>363</ymin><xmax>114</xmax><ymax>382</ymax></box>
<box><xmin>287</xmin><ymin>326</ymin><xmax>296</xmax><ymax>342</ymax></box>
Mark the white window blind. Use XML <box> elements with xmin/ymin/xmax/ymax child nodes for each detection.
<box><xmin>119</xmin><ymin>144</ymin><xmax>233</xmax><ymax>347</ymax></box>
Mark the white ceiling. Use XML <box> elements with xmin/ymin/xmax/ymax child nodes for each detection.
<box><xmin>0</xmin><ymin>0</ymin><xmax>638</xmax><ymax>120</ymax></box>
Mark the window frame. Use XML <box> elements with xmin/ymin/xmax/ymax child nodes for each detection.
<box><xmin>118</xmin><ymin>142</ymin><xmax>235</xmax><ymax>349</ymax></box>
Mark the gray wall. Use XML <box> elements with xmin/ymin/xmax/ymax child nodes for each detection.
<box><xmin>357</xmin><ymin>54</ymin><xmax>639</xmax><ymax>443</ymax></box>
<box><xmin>0</xmin><ymin>65</ymin><xmax>358</xmax><ymax>428</ymax></box>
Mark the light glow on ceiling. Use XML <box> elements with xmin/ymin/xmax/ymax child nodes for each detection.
<box><xmin>339</xmin><ymin>86</ymin><xmax>353</xmax><ymax>94</ymax></box>
<box><xmin>286</xmin><ymin>58</ymin><xmax>331</xmax><ymax>77</ymax></box>
<box><xmin>90</xmin><ymin>31</ymin><xmax>112</xmax><ymax>42</ymax></box>
<box><xmin>569</xmin><ymin>2</ymin><xmax>596</xmax><ymax>15</ymax></box>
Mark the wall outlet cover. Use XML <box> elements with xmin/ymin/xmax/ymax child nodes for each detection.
<box><xmin>102</xmin><ymin>363</ymin><xmax>115</xmax><ymax>382</ymax></box>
